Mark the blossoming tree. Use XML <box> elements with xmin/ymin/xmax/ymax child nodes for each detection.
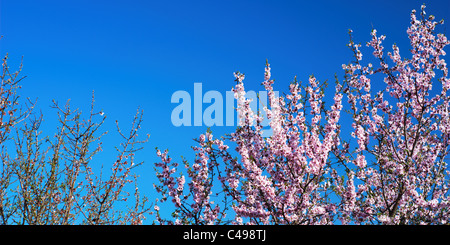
<box><xmin>335</xmin><ymin>5</ymin><xmax>450</xmax><ymax>224</ymax></box>
<box><xmin>1</xmin><ymin>4</ymin><xmax>448</xmax><ymax>225</ymax></box>
<box><xmin>154</xmin><ymin>5</ymin><xmax>450</xmax><ymax>225</ymax></box>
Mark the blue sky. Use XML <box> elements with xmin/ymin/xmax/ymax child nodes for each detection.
<box><xmin>1</xmin><ymin>0</ymin><xmax>449</xmax><ymax>223</ymax></box>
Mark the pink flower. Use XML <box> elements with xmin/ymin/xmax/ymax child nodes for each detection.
<box><xmin>355</xmin><ymin>154</ymin><xmax>367</xmax><ymax>168</ymax></box>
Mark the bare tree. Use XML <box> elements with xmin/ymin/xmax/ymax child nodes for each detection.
<box><xmin>0</xmin><ymin>54</ymin><xmax>151</xmax><ymax>225</ymax></box>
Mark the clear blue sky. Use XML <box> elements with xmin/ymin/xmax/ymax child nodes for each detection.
<box><xmin>1</xmin><ymin>0</ymin><xmax>449</xmax><ymax>223</ymax></box>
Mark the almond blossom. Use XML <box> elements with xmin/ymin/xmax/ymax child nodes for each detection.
<box><xmin>336</xmin><ymin>4</ymin><xmax>450</xmax><ymax>224</ymax></box>
<box><xmin>153</xmin><ymin>4</ymin><xmax>450</xmax><ymax>225</ymax></box>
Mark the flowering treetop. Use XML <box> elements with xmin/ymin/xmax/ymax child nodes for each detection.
<box><xmin>153</xmin><ymin>4</ymin><xmax>450</xmax><ymax>225</ymax></box>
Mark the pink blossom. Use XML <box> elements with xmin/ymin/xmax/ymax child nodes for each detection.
<box><xmin>153</xmin><ymin>4</ymin><xmax>450</xmax><ymax>225</ymax></box>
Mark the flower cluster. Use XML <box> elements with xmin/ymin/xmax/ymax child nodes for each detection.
<box><xmin>223</xmin><ymin>62</ymin><xmax>343</xmax><ymax>224</ymax></box>
<box><xmin>154</xmin><ymin>130</ymin><xmax>227</xmax><ymax>224</ymax></box>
